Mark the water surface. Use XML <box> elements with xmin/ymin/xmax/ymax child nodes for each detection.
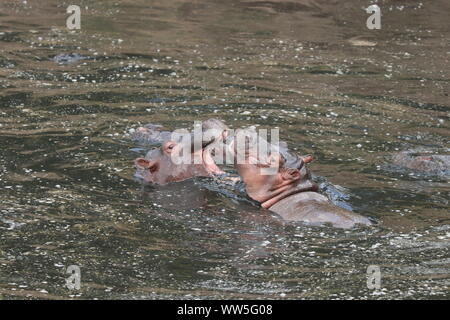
<box><xmin>0</xmin><ymin>0</ymin><xmax>449</xmax><ymax>299</ymax></box>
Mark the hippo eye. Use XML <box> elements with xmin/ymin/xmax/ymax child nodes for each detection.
<box><xmin>163</xmin><ymin>141</ymin><xmax>177</xmax><ymax>153</ymax></box>
<box><xmin>166</xmin><ymin>143</ymin><xmax>176</xmax><ymax>150</ymax></box>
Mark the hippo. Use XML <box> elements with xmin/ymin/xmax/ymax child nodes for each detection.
<box><xmin>392</xmin><ymin>149</ymin><xmax>450</xmax><ymax>177</ymax></box>
<box><xmin>229</xmin><ymin>128</ymin><xmax>373</xmax><ymax>229</ymax></box>
<box><xmin>131</xmin><ymin>121</ymin><xmax>373</xmax><ymax>228</ymax></box>
<box><xmin>133</xmin><ymin>119</ymin><xmax>229</xmax><ymax>185</ymax></box>
<box><xmin>132</xmin><ymin>118</ymin><xmax>229</xmax><ymax>147</ymax></box>
<box><xmin>131</xmin><ymin>123</ymin><xmax>173</xmax><ymax>145</ymax></box>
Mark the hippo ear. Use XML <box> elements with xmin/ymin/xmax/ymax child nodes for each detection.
<box><xmin>301</xmin><ymin>155</ymin><xmax>314</xmax><ymax>164</ymax></box>
<box><xmin>135</xmin><ymin>158</ymin><xmax>158</xmax><ymax>173</ymax></box>
<box><xmin>162</xmin><ymin>141</ymin><xmax>177</xmax><ymax>155</ymax></box>
<box><xmin>281</xmin><ymin>168</ymin><xmax>301</xmax><ymax>181</ymax></box>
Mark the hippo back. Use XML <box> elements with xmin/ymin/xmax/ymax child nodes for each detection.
<box><xmin>269</xmin><ymin>192</ymin><xmax>372</xmax><ymax>229</ymax></box>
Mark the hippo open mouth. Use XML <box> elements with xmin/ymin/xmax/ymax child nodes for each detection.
<box><xmin>201</xmin><ymin>145</ymin><xmax>224</xmax><ymax>175</ymax></box>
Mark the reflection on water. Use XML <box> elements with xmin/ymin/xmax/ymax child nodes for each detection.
<box><xmin>0</xmin><ymin>0</ymin><xmax>449</xmax><ymax>299</ymax></box>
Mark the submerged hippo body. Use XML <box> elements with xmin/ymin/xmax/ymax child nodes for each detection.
<box><xmin>52</xmin><ymin>53</ymin><xmax>89</xmax><ymax>64</ymax></box>
<box><xmin>131</xmin><ymin>124</ymin><xmax>172</xmax><ymax>145</ymax></box>
<box><xmin>231</xmin><ymin>128</ymin><xmax>372</xmax><ymax>229</ymax></box>
<box><xmin>392</xmin><ymin>150</ymin><xmax>450</xmax><ymax>177</ymax></box>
